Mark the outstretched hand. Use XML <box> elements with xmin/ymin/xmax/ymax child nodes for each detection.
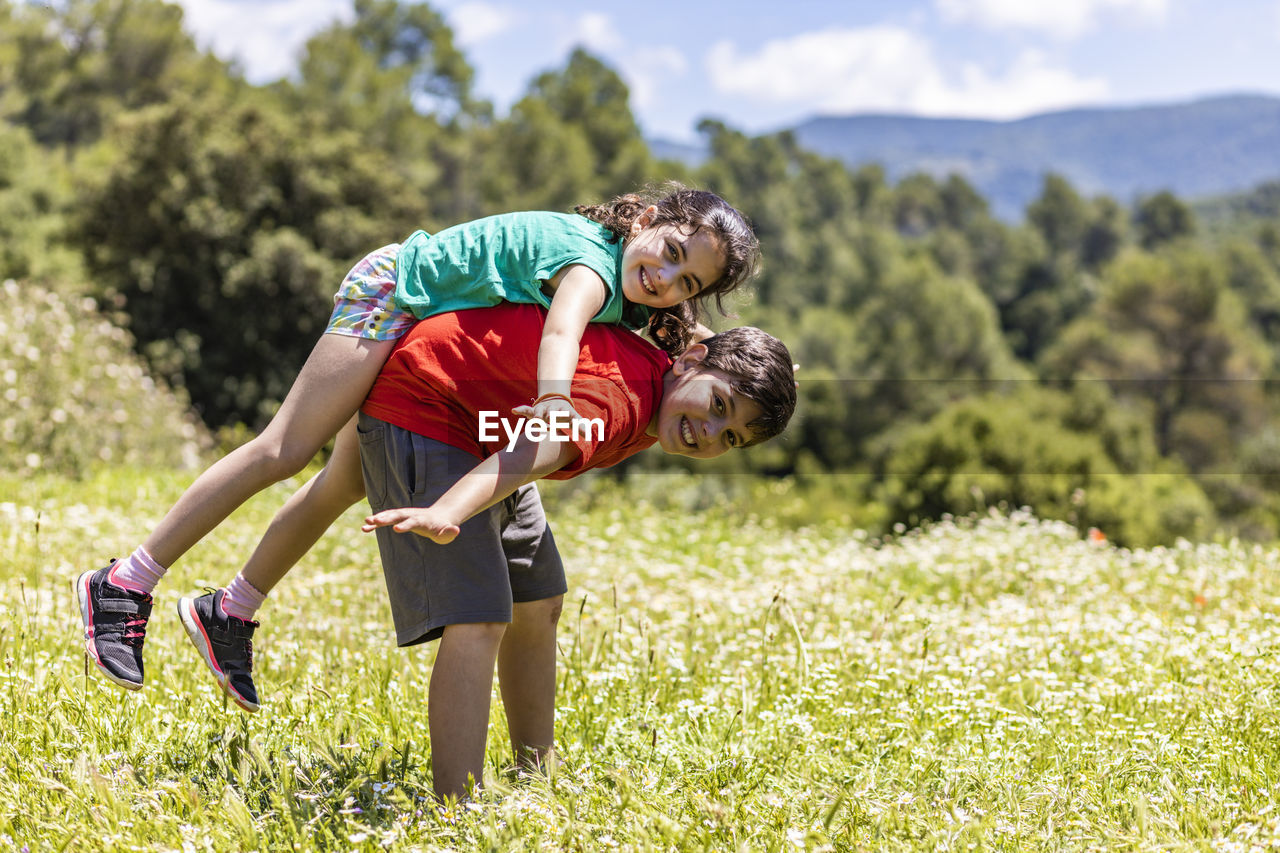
<box><xmin>362</xmin><ymin>507</ymin><xmax>461</xmax><ymax>544</ymax></box>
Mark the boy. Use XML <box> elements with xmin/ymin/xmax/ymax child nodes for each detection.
<box><xmin>354</xmin><ymin>302</ymin><xmax>795</xmax><ymax>799</ymax></box>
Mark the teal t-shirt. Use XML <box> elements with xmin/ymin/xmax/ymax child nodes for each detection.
<box><xmin>393</xmin><ymin>211</ymin><xmax>651</xmax><ymax>330</ymax></box>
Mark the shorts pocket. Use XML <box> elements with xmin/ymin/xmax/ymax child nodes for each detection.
<box><xmin>356</xmin><ymin>414</ymin><xmax>389</xmax><ymax>509</ymax></box>
<box><xmin>409</xmin><ymin>432</ymin><xmax>433</xmax><ymax>499</ymax></box>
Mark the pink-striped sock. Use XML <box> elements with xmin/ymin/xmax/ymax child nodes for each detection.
<box><xmin>221</xmin><ymin>573</ymin><xmax>267</xmax><ymax>622</ymax></box>
<box><xmin>108</xmin><ymin>546</ymin><xmax>167</xmax><ymax>595</ymax></box>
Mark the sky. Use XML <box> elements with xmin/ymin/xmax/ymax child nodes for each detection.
<box><xmin>173</xmin><ymin>0</ymin><xmax>1280</xmax><ymax>143</ymax></box>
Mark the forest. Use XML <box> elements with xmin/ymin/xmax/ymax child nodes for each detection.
<box><xmin>4</xmin><ymin>0</ymin><xmax>1280</xmax><ymax>546</ymax></box>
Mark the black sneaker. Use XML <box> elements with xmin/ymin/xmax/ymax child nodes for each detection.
<box><xmin>177</xmin><ymin>589</ymin><xmax>260</xmax><ymax>713</ymax></box>
<box><xmin>76</xmin><ymin>562</ymin><xmax>152</xmax><ymax>691</ymax></box>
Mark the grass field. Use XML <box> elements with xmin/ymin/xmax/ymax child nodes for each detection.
<box><xmin>3</xmin><ymin>468</ymin><xmax>1280</xmax><ymax>851</ymax></box>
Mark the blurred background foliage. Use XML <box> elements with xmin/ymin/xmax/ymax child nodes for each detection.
<box><xmin>4</xmin><ymin>0</ymin><xmax>1279</xmax><ymax>547</ymax></box>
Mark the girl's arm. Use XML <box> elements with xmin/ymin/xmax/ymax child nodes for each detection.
<box><xmin>363</xmin><ymin>266</ymin><xmax>606</xmax><ymax>543</ymax></box>
<box><xmin>522</xmin><ymin>265</ymin><xmax>607</xmax><ymax>421</ymax></box>
<box><xmin>362</xmin><ymin>433</ymin><xmax>580</xmax><ymax>543</ymax></box>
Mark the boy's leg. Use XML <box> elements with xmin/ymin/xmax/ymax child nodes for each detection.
<box><xmin>495</xmin><ymin>484</ymin><xmax>567</xmax><ymax>772</ymax></box>
<box><xmin>359</xmin><ymin>418</ymin><xmax>526</xmax><ymax>796</ymax></box>
<box><xmin>359</xmin><ymin>420</ymin><xmax>568</xmax><ymax>797</ymax></box>
<box><xmin>430</xmin><ymin>622</ymin><xmax>509</xmax><ymax>800</ymax></box>
<box><xmin>498</xmin><ymin>595</ymin><xmax>564</xmax><ymax>770</ymax></box>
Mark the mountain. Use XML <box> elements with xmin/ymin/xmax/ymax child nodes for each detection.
<box><xmin>649</xmin><ymin>137</ymin><xmax>709</xmax><ymax>165</ymax></box>
<box><xmin>653</xmin><ymin>94</ymin><xmax>1280</xmax><ymax>220</ymax></box>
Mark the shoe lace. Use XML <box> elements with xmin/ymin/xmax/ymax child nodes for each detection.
<box><xmin>123</xmin><ymin>616</ymin><xmax>148</xmax><ymax>646</ymax></box>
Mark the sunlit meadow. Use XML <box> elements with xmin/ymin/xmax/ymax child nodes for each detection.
<box><xmin>3</xmin><ymin>469</ymin><xmax>1280</xmax><ymax>851</ymax></box>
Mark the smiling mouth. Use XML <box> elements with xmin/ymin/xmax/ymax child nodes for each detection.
<box><xmin>639</xmin><ymin>268</ymin><xmax>657</xmax><ymax>296</ymax></box>
<box><xmin>680</xmin><ymin>416</ymin><xmax>696</xmax><ymax>448</ymax></box>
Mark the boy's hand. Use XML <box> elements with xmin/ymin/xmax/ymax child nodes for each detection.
<box><xmin>511</xmin><ymin>397</ymin><xmax>583</xmax><ymax>439</ymax></box>
<box><xmin>362</xmin><ymin>507</ymin><xmax>461</xmax><ymax>544</ymax></box>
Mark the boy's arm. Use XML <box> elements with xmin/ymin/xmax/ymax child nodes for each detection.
<box><xmin>361</xmin><ymin>433</ymin><xmax>581</xmax><ymax>543</ymax></box>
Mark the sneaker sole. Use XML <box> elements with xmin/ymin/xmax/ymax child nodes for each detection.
<box><xmin>177</xmin><ymin>596</ymin><xmax>260</xmax><ymax>713</ymax></box>
<box><xmin>75</xmin><ymin>570</ymin><xmax>143</xmax><ymax>692</ymax></box>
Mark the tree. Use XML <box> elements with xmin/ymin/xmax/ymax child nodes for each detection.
<box><xmin>1080</xmin><ymin>196</ymin><xmax>1127</xmax><ymax>271</ymax></box>
<box><xmin>851</xmin><ymin>163</ymin><xmax>893</xmax><ymax>225</ymax></box>
<box><xmin>893</xmin><ymin>173</ymin><xmax>944</xmax><ymax>237</ymax></box>
<box><xmin>286</xmin><ymin>0</ymin><xmax>490</xmax><ymax>226</ymax></box>
<box><xmin>1221</xmin><ymin>238</ymin><xmax>1280</xmax><ymax>346</ymax></box>
<box><xmin>0</xmin><ymin>122</ymin><xmax>78</xmax><ymax>281</ymax></box>
<box><xmin>939</xmin><ymin>174</ymin><xmax>990</xmax><ymax>232</ymax></box>
<box><xmin>74</xmin><ymin>92</ymin><xmax>430</xmax><ymax>428</ymax></box>
<box><xmin>871</xmin><ymin>384</ymin><xmax>1213</xmax><ymax>546</ymax></box>
<box><xmin>1261</xmin><ymin>223</ymin><xmax>1280</xmax><ymax>272</ymax></box>
<box><xmin>292</xmin><ymin>0</ymin><xmax>477</xmax><ymax>147</ymax></box>
<box><xmin>994</xmin><ymin>175</ymin><xmax>1130</xmax><ymax>362</ymax></box>
<box><xmin>1</xmin><ymin>0</ymin><xmax>220</xmax><ymax>148</ymax></box>
<box><xmin>512</xmin><ymin>47</ymin><xmax>655</xmax><ymax>198</ymax></box>
<box><xmin>1026</xmin><ymin>173</ymin><xmax>1089</xmax><ymax>257</ymax></box>
<box><xmin>483</xmin><ymin>94</ymin><xmax>597</xmax><ymax>212</ymax></box>
<box><xmin>1042</xmin><ymin>247</ymin><xmax>1271</xmax><ymax>473</ymax></box>
<box><xmin>695</xmin><ymin>122</ymin><xmax>801</xmax><ymax>309</ymax></box>
<box><xmin>695</xmin><ymin>121</ymin><xmax>876</xmax><ymax>313</ymax></box>
<box><xmin>787</xmin><ymin>255</ymin><xmax>1023</xmax><ymax>469</ymax></box>
<box><xmin>1135</xmin><ymin>190</ymin><xmax>1195</xmax><ymax>249</ymax></box>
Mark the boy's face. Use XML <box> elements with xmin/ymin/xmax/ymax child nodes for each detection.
<box><xmin>648</xmin><ymin>344</ymin><xmax>763</xmax><ymax>458</ymax></box>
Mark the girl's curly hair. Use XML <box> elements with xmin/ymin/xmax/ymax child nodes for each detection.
<box><xmin>575</xmin><ymin>182</ymin><xmax>761</xmax><ymax>356</ymax></box>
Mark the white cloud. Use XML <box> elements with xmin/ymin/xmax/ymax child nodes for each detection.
<box><xmin>922</xmin><ymin>49</ymin><xmax>1111</xmax><ymax>118</ymax></box>
<box><xmin>570</xmin><ymin>12</ymin><xmax>624</xmax><ymax>53</ymax></box>
<box><xmin>556</xmin><ymin>12</ymin><xmax>689</xmax><ymax>121</ymax></box>
<box><xmin>650</xmin><ymin>46</ymin><xmax>689</xmax><ymax>77</ymax></box>
<box><xmin>623</xmin><ymin>46</ymin><xmax>689</xmax><ymax>114</ymax></box>
<box><xmin>177</xmin><ymin>0</ymin><xmax>351</xmax><ymax>82</ymax></box>
<box><xmin>448</xmin><ymin>3</ymin><xmax>514</xmax><ymax>48</ymax></box>
<box><xmin>708</xmin><ymin>27</ymin><xmax>935</xmax><ymax>112</ymax></box>
<box><xmin>936</xmin><ymin>0</ymin><xmax>1169</xmax><ymax>39</ymax></box>
<box><xmin>707</xmin><ymin>28</ymin><xmax>1109</xmax><ymax>120</ymax></box>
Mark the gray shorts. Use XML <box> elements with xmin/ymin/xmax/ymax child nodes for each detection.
<box><xmin>357</xmin><ymin>412</ymin><xmax>567</xmax><ymax>646</ymax></box>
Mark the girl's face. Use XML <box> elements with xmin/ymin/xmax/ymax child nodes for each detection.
<box><xmin>619</xmin><ymin>207</ymin><xmax>726</xmax><ymax>308</ymax></box>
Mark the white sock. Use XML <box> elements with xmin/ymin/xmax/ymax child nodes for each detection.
<box><xmin>221</xmin><ymin>573</ymin><xmax>267</xmax><ymax>622</ymax></box>
<box><xmin>108</xmin><ymin>546</ymin><xmax>167</xmax><ymax>595</ymax></box>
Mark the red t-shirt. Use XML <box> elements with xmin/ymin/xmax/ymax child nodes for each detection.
<box><xmin>361</xmin><ymin>303</ymin><xmax>671</xmax><ymax>478</ymax></box>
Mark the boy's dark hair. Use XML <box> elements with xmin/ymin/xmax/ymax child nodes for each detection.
<box><xmin>699</xmin><ymin>326</ymin><xmax>797</xmax><ymax>446</ymax></box>
<box><xmin>576</xmin><ymin>183</ymin><xmax>761</xmax><ymax>356</ymax></box>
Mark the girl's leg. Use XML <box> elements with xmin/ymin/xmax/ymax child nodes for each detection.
<box><xmin>172</xmin><ymin>372</ymin><xmax>375</xmax><ymax>713</ymax></box>
<box><xmin>142</xmin><ymin>334</ymin><xmax>392</xmax><ymax>568</ymax></box>
<box><xmin>497</xmin><ymin>595</ymin><xmax>563</xmax><ymax>770</ymax></box>
<box><xmin>230</xmin><ymin>415</ymin><xmax>368</xmax><ymax>599</ymax></box>
<box><xmin>83</xmin><ymin>333</ymin><xmax>392</xmax><ymax>695</ymax></box>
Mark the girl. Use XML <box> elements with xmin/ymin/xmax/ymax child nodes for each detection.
<box><xmin>76</xmin><ymin>185</ymin><xmax>760</xmax><ymax>710</ymax></box>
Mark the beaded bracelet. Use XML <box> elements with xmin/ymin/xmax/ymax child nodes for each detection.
<box><xmin>531</xmin><ymin>392</ymin><xmax>575</xmax><ymax>407</ymax></box>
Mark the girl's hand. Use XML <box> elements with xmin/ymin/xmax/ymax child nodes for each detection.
<box><xmin>511</xmin><ymin>397</ymin><xmax>584</xmax><ymax>439</ymax></box>
<box><xmin>362</xmin><ymin>507</ymin><xmax>460</xmax><ymax>543</ymax></box>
